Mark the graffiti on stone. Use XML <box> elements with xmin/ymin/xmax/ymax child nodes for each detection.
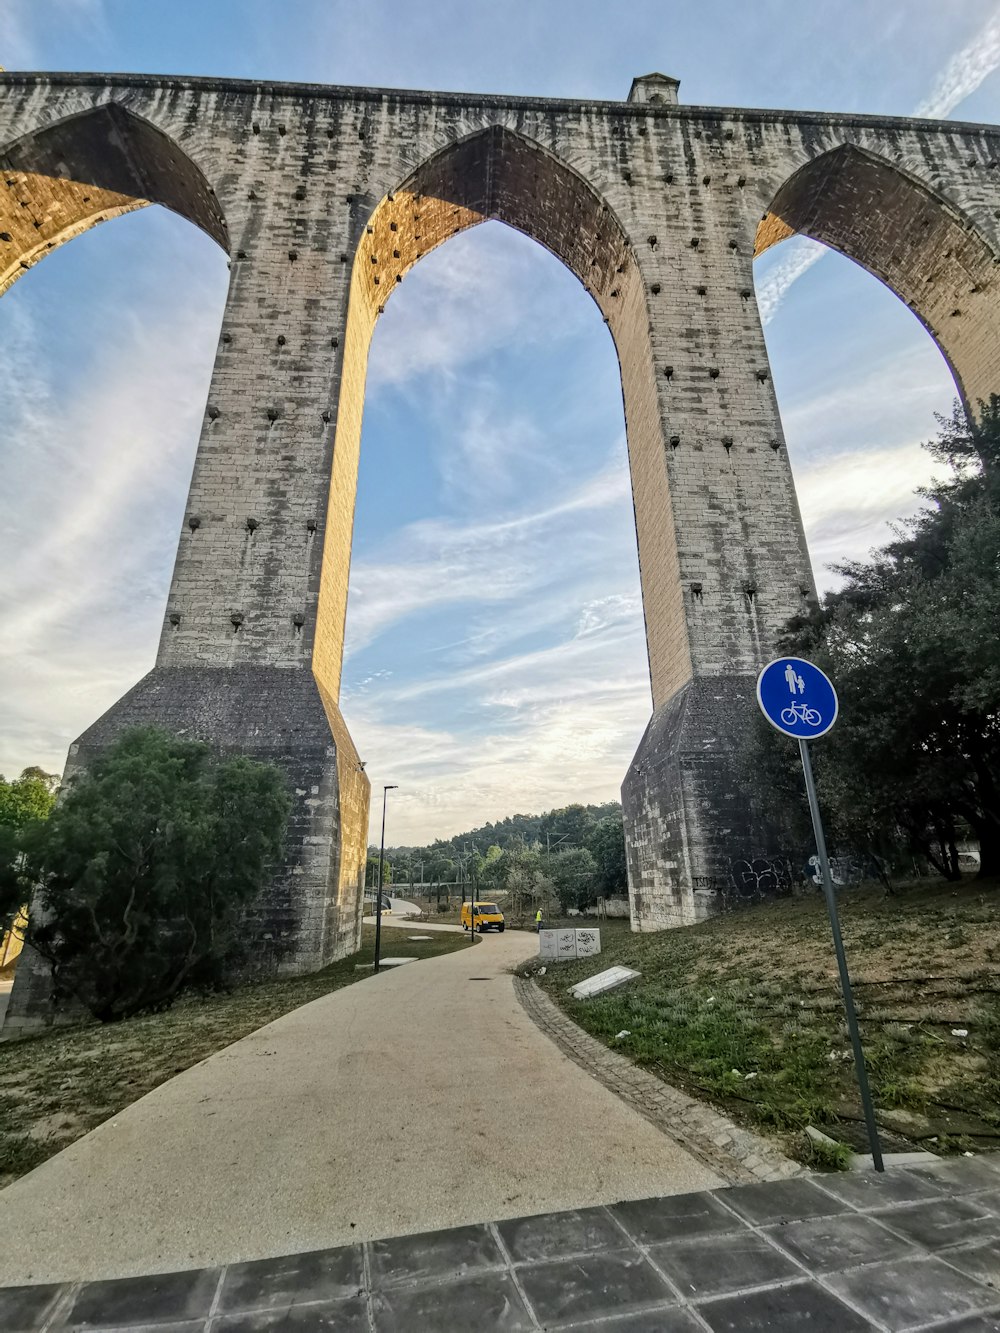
<box><xmin>807</xmin><ymin>853</ymin><xmax>883</xmax><ymax>886</ymax></box>
<box><xmin>729</xmin><ymin>856</ymin><xmax>792</xmax><ymax>898</ymax></box>
<box><xmin>692</xmin><ymin>875</ymin><xmax>725</xmax><ymax>892</ymax></box>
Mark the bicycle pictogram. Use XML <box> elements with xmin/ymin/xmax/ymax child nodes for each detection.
<box><xmin>780</xmin><ymin>700</ymin><xmax>822</xmax><ymax>727</ymax></box>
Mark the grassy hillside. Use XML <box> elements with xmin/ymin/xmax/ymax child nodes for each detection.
<box><xmin>534</xmin><ymin>880</ymin><xmax>1000</xmax><ymax>1165</ymax></box>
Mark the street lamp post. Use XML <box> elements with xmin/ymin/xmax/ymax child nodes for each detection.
<box><xmin>374</xmin><ymin>784</ymin><xmax>398</xmax><ymax>975</ymax></box>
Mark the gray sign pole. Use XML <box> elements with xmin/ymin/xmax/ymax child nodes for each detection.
<box><xmin>798</xmin><ymin>738</ymin><xmax>884</xmax><ymax>1173</ymax></box>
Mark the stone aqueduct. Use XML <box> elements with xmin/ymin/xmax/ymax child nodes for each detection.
<box><xmin>3</xmin><ymin>68</ymin><xmax>1000</xmax><ymax>1018</ymax></box>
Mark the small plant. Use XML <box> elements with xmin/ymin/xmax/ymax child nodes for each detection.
<box><xmin>802</xmin><ymin>1132</ymin><xmax>853</xmax><ymax>1171</ymax></box>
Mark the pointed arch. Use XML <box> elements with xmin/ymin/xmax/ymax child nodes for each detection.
<box><xmin>755</xmin><ymin>143</ymin><xmax>1000</xmax><ymax>411</ymax></box>
<box><xmin>313</xmin><ymin>126</ymin><xmax>681</xmax><ymax>717</ymax></box>
<box><xmin>351</xmin><ymin>125</ymin><xmax>638</xmax><ymax>326</ymax></box>
<box><xmin>0</xmin><ymin>102</ymin><xmax>229</xmax><ymax>295</ymax></box>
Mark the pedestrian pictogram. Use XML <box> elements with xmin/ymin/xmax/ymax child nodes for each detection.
<box><xmin>757</xmin><ymin>656</ymin><xmax>838</xmax><ymax>740</ymax></box>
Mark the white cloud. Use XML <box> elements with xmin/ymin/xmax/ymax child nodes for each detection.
<box><xmin>368</xmin><ymin>222</ymin><xmax>593</xmax><ymax>392</ymax></box>
<box><xmin>0</xmin><ymin>221</ymin><xmax>227</xmax><ymax>780</ymax></box>
<box><xmin>915</xmin><ymin>7</ymin><xmax>1000</xmax><ymax>118</ymax></box>
<box><xmin>350</xmin><ymin>653</ymin><xmax>650</xmax><ymax>845</ymax></box>
<box><xmin>782</xmin><ymin>342</ymin><xmax>951</xmax><ymax>585</ymax></box>
<box><xmin>757</xmin><ymin>240</ymin><xmax>827</xmax><ymax>325</ymax></box>
<box><xmin>797</xmin><ymin>441</ymin><xmax>942</xmax><ymax>585</ymax></box>
<box><xmin>343</xmin><ymin>453</ymin><xmax>631</xmax><ymax>654</ymax></box>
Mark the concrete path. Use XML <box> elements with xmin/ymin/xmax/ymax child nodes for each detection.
<box><xmin>362</xmin><ymin>911</ymin><xmax>464</xmax><ymax>934</ymax></box>
<box><xmin>363</xmin><ymin>895</ymin><xmax>465</xmax><ymax>932</ymax></box>
<box><xmin>0</xmin><ymin>931</ymin><xmax>720</xmax><ymax>1285</ymax></box>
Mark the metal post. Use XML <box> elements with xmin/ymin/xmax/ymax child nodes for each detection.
<box><xmin>374</xmin><ymin>784</ymin><xmax>397</xmax><ymax>975</ymax></box>
<box><xmin>798</xmin><ymin>739</ymin><xmax>884</xmax><ymax>1172</ymax></box>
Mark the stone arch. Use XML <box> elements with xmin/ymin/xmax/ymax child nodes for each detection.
<box><xmin>0</xmin><ymin>102</ymin><xmax>229</xmax><ymax>295</ymax></box>
<box><xmin>313</xmin><ymin>126</ymin><xmax>674</xmax><ymax>712</ymax></box>
<box><xmin>754</xmin><ymin>143</ymin><xmax>1000</xmax><ymax>410</ymax></box>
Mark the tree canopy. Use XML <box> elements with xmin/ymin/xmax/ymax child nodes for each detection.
<box><xmin>7</xmin><ymin>728</ymin><xmax>290</xmax><ymax>1021</ymax></box>
<box><xmin>383</xmin><ymin>800</ymin><xmax>628</xmax><ymax>904</ymax></box>
<box><xmin>0</xmin><ymin>767</ymin><xmax>60</xmax><ymax>932</ymax></box>
<box><xmin>0</xmin><ymin>767</ymin><xmax>58</xmax><ymax>830</ymax></box>
<box><xmin>741</xmin><ymin>397</ymin><xmax>1000</xmax><ymax>880</ymax></box>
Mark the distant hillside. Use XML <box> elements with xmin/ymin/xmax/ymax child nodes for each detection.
<box><xmin>383</xmin><ymin>800</ymin><xmax>621</xmax><ymax>861</ymax></box>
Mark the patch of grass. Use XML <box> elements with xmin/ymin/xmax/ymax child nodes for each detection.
<box><xmin>0</xmin><ymin>925</ymin><xmax>471</xmax><ymax>1186</ymax></box>
<box><xmin>537</xmin><ymin>878</ymin><xmax>1000</xmax><ymax>1164</ymax></box>
<box><xmin>802</xmin><ymin>1134</ymin><xmax>854</xmax><ymax>1172</ymax></box>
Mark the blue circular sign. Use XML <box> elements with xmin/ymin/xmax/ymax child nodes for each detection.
<box><xmin>756</xmin><ymin>657</ymin><xmax>839</xmax><ymax>740</ymax></box>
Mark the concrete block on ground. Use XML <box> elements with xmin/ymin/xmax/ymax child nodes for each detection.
<box><xmin>569</xmin><ymin>966</ymin><xmax>641</xmax><ymax>1000</ymax></box>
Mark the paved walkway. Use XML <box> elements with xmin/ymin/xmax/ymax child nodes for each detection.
<box><xmin>6</xmin><ymin>1156</ymin><xmax>1000</xmax><ymax>1330</ymax></box>
<box><xmin>0</xmin><ymin>931</ymin><xmax>723</xmax><ymax>1286</ymax></box>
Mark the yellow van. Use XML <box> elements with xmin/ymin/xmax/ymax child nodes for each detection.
<box><xmin>461</xmin><ymin>901</ymin><xmax>505</xmax><ymax>933</ymax></box>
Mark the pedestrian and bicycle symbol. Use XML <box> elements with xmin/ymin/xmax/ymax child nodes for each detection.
<box><xmin>756</xmin><ymin>656</ymin><xmax>838</xmax><ymax>740</ymax></box>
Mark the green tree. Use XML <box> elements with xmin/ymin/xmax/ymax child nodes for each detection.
<box><xmin>0</xmin><ymin>767</ymin><xmax>60</xmax><ymax>932</ymax></box>
<box><xmin>502</xmin><ymin>848</ymin><xmax>552</xmax><ymax>923</ymax></box>
<box><xmin>550</xmin><ymin>847</ymin><xmax>598</xmax><ymax>912</ymax></box>
<box><xmin>586</xmin><ymin>816</ymin><xmax>628</xmax><ymax>896</ymax></box>
<box><xmin>748</xmin><ymin>397</ymin><xmax>1000</xmax><ymax>880</ymax></box>
<box><xmin>366</xmin><ymin>852</ymin><xmax>392</xmax><ymax>890</ymax></box>
<box><xmin>15</xmin><ymin>728</ymin><xmax>290</xmax><ymax>1021</ymax></box>
<box><xmin>0</xmin><ymin>767</ymin><xmax>58</xmax><ymax>829</ymax></box>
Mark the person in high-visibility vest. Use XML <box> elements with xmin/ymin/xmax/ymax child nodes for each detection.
<box><xmin>535</xmin><ymin>907</ymin><xmax>543</xmax><ymax>933</ymax></box>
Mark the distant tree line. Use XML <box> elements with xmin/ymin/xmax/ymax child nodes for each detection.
<box><xmin>374</xmin><ymin>801</ymin><xmax>628</xmax><ymax>914</ymax></box>
<box><xmin>738</xmin><ymin>398</ymin><xmax>1000</xmax><ymax>883</ymax></box>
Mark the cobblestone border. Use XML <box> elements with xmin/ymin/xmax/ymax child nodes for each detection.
<box><xmin>514</xmin><ymin>975</ymin><xmax>802</xmax><ymax>1186</ymax></box>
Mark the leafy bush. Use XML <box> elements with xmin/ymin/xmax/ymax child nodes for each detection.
<box><xmin>16</xmin><ymin>729</ymin><xmax>290</xmax><ymax>1021</ymax></box>
<box><xmin>0</xmin><ymin>766</ymin><xmax>58</xmax><ymax>934</ymax></box>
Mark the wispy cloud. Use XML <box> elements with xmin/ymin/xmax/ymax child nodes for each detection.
<box><xmin>782</xmin><ymin>342</ymin><xmax>950</xmax><ymax>585</ymax></box>
<box><xmin>343</xmin><ymin>452</ymin><xmax>632</xmax><ymax>655</ymax></box>
<box><xmin>346</xmin><ymin>628</ymin><xmax>651</xmax><ymax>844</ymax></box>
<box><xmin>756</xmin><ymin>239</ymin><xmax>826</xmax><ymax>325</ymax></box>
<box><xmin>757</xmin><ymin>5</ymin><xmax>1000</xmax><ymax>322</ymax></box>
<box><xmin>915</xmin><ymin>7</ymin><xmax>1000</xmax><ymax>118</ymax></box>
<box><xmin>0</xmin><ymin>217</ymin><xmax>227</xmax><ymax>780</ymax></box>
<box><xmin>368</xmin><ymin>221</ymin><xmax>594</xmax><ymax>392</ymax></box>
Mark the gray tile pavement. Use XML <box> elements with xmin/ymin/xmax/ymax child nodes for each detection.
<box><xmin>7</xmin><ymin>1157</ymin><xmax>1000</xmax><ymax>1331</ymax></box>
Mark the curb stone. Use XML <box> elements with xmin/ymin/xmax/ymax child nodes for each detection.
<box><xmin>514</xmin><ymin>975</ymin><xmax>803</xmax><ymax>1186</ymax></box>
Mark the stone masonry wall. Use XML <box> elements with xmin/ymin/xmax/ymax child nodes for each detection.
<box><xmin>3</xmin><ymin>70</ymin><xmax>1000</xmax><ymax>999</ymax></box>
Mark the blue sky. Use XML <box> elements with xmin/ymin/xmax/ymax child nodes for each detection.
<box><xmin>2</xmin><ymin>1</ymin><xmax>1000</xmax><ymax>844</ymax></box>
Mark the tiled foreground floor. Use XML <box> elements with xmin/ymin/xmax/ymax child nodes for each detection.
<box><xmin>7</xmin><ymin>1157</ymin><xmax>1000</xmax><ymax>1331</ymax></box>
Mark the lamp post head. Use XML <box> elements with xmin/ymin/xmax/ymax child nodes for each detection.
<box><xmin>384</xmin><ymin>784</ymin><xmax>398</xmax><ymax>791</ymax></box>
